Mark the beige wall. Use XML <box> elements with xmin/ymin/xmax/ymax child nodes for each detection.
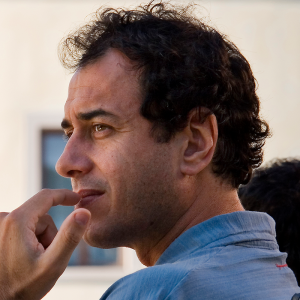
<box><xmin>0</xmin><ymin>0</ymin><xmax>299</xmax><ymax>299</ymax></box>
<box><xmin>203</xmin><ymin>0</ymin><xmax>300</xmax><ymax>161</ymax></box>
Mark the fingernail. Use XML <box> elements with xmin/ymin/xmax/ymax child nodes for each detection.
<box><xmin>74</xmin><ymin>213</ymin><xmax>89</xmax><ymax>226</ymax></box>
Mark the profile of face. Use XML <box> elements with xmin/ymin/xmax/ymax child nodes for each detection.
<box><xmin>55</xmin><ymin>49</ymin><xmax>187</xmax><ymax>252</ymax></box>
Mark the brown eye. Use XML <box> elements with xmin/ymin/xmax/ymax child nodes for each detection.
<box><xmin>94</xmin><ymin>124</ymin><xmax>105</xmax><ymax>132</ymax></box>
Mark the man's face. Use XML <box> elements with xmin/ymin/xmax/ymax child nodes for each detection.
<box><xmin>56</xmin><ymin>49</ymin><xmax>185</xmax><ymax>250</ymax></box>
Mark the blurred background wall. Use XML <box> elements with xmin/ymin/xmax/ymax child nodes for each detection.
<box><xmin>0</xmin><ymin>0</ymin><xmax>299</xmax><ymax>299</ymax></box>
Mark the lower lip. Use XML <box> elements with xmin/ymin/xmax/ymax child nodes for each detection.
<box><xmin>75</xmin><ymin>194</ymin><xmax>103</xmax><ymax>209</ymax></box>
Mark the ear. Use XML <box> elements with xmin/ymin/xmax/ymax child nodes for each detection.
<box><xmin>180</xmin><ymin>108</ymin><xmax>218</xmax><ymax>176</ymax></box>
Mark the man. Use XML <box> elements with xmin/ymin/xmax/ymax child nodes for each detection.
<box><xmin>0</xmin><ymin>1</ymin><xmax>299</xmax><ymax>299</ymax></box>
<box><xmin>239</xmin><ymin>158</ymin><xmax>300</xmax><ymax>285</ymax></box>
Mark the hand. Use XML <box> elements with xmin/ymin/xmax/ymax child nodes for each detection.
<box><xmin>0</xmin><ymin>189</ymin><xmax>91</xmax><ymax>300</ymax></box>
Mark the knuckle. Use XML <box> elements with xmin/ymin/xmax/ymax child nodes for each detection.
<box><xmin>39</xmin><ymin>189</ymin><xmax>58</xmax><ymax>204</ymax></box>
<box><xmin>63</xmin><ymin>230</ymin><xmax>81</xmax><ymax>247</ymax></box>
<box><xmin>0</xmin><ymin>212</ymin><xmax>9</xmax><ymax>220</ymax></box>
<box><xmin>6</xmin><ymin>210</ymin><xmax>20</xmax><ymax>223</ymax></box>
<box><xmin>38</xmin><ymin>213</ymin><xmax>52</xmax><ymax>225</ymax></box>
<box><xmin>44</xmin><ymin>214</ymin><xmax>56</xmax><ymax>227</ymax></box>
<box><xmin>40</xmin><ymin>188</ymin><xmax>52</xmax><ymax>196</ymax></box>
<box><xmin>42</xmin><ymin>213</ymin><xmax>51</xmax><ymax>221</ymax></box>
<box><xmin>0</xmin><ymin>212</ymin><xmax>9</xmax><ymax>228</ymax></box>
<box><xmin>0</xmin><ymin>211</ymin><xmax>20</xmax><ymax>230</ymax></box>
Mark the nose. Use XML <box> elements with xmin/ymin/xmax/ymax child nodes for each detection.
<box><xmin>55</xmin><ymin>135</ymin><xmax>93</xmax><ymax>178</ymax></box>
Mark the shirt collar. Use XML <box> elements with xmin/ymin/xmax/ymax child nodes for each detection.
<box><xmin>156</xmin><ymin>211</ymin><xmax>277</xmax><ymax>265</ymax></box>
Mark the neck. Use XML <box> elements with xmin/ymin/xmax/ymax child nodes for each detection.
<box><xmin>134</xmin><ymin>173</ymin><xmax>244</xmax><ymax>266</ymax></box>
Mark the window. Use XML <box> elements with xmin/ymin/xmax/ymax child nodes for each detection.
<box><xmin>41</xmin><ymin>130</ymin><xmax>118</xmax><ymax>266</ymax></box>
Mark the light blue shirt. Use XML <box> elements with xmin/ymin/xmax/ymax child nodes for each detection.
<box><xmin>100</xmin><ymin>211</ymin><xmax>300</xmax><ymax>299</ymax></box>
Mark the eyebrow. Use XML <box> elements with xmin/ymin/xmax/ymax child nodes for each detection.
<box><xmin>61</xmin><ymin>109</ymin><xmax>118</xmax><ymax>129</ymax></box>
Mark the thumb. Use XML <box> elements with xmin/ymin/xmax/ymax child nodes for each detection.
<box><xmin>43</xmin><ymin>208</ymin><xmax>91</xmax><ymax>271</ymax></box>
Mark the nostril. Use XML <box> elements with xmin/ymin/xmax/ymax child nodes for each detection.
<box><xmin>67</xmin><ymin>170</ymin><xmax>77</xmax><ymax>177</ymax></box>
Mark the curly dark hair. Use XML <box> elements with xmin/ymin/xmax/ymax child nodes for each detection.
<box><xmin>239</xmin><ymin>158</ymin><xmax>300</xmax><ymax>284</ymax></box>
<box><xmin>58</xmin><ymin>0</ymin><xmax>270</xmax><ymax>188</ymax></box>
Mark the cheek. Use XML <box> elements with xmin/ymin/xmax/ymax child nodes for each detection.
<box><xmin>92</xmin><ymin>139</ymin><xmax>149</xmax><ymax>173</ymax></box>
<box><xmin>91</xmin><ymin>146</ymin><xmax>134</xmax><ymax>193</ymax></box>
<box><xmin>95</xmin><ymin>150</ymin><xmax>130</xmax><ymax>178</ymax></box>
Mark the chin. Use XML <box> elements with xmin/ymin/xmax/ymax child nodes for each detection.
<box><xmin>83</xmin><ymin>224</ymin><xmax>124</xmax><ymax>249</ymax></box>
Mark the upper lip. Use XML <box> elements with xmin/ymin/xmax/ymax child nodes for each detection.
<box><xmin>76</xmin><ymin>189</ymin><xmax>105</xmax><ymax>198</ymax></box>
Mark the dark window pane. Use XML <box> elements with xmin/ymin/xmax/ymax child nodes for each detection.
<box><xmin>41</xmin><ymin>130</ymin><xmax>118</xmax><ymax>266</ymax></box>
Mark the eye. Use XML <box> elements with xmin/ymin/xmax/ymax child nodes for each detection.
<box><xmin>92</xmin><ymin>123</ymin><xmax>113</xmax><ymax>138</ymax></box>
<box><xmin>63</xmin><ymin>130</ymin><xmax>73</xmax><ymax>141</ymax></box>
<box><xmin>94</xmin><ymin>124</ymin><xmax>108</xmax><ymax>132</ymax></box>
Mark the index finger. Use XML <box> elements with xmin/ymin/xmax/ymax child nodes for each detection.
<box><xmin>16</xmin><ymin>189</ymin><xmax>80</xmax><ymax>218</ymax></box>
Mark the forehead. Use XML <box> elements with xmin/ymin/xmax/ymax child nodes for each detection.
<box><xmin>65</xmin><ymin>49</ymin><xmax>142</xmax><ymax>119</ymax></box>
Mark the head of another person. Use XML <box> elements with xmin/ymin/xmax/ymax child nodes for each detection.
<box><xmin>239</xmin><ymin>158</ymin><xmax>300</xmax><ymax>285</ymax></box>
<box><xmin>55</xmin><ymin>1</ymin><xmax>270</xmax><ymax>264</ymax></box>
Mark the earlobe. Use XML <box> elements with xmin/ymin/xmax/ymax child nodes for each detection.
<box><xmin>180</xmin><ymin>108</ymin><xmax>218</xmax><ymax>176</ymax></box>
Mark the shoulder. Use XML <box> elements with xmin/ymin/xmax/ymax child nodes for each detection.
<box><xmin>99</xmin><ymin>260</ymin><xmax>195</xmax><ymax>300</ymax></box>
<box><xmin>163</xmin><ymin>245</ymin><xmax>300</xmax><ymax>300</ymax></box>
<box><xmin>100</xmin><ymin>245</ymin><xmax>300</xmax><ymax>300</ymax></box>
<box><xmin>99</xmin><ymin>246</ymin><xmax>227</xmax><ymax>300</ymax></box>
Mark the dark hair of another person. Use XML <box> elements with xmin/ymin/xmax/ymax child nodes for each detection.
<box><xmin>58</xmin><ymin>1</ymin><xmax>270</xmax><ymax>188</ymax></box>
<box><xmin>239</xmin><ymin>158</ymin><xmax>300</xmax><ymax>284</ymax></box>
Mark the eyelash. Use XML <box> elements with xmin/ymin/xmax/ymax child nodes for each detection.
<box><xmin>63</xmin><ymin>132</ymin><xmax>72</xmax><ymax>141</ymax></box>
<box><xmin>63</xmin><ymin>124</ymin><xmax>111</xmax><ymax>141</ymax></box>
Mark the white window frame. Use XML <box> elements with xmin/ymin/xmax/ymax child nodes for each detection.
<box><xmin>26</xmin><ymin>112</ymin><xmax>144</xmax><ymax>282</ymax></box>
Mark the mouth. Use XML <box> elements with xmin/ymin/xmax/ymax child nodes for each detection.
<box><xmin>75</xmin><ymin>189</ymin><xmax>105</xmax><ymax>208</ymax></box>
